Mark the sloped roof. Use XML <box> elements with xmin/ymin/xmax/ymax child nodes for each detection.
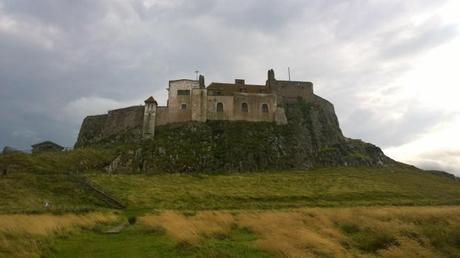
<box><xmin>31</xmin><ymin>141</ymin><xmax>64</xmax><ymax>149</ymax></box>
<box><xmin>144</xmin><ymin>96</ymin><xmax>158</xmax><ymax>104</ymax></box>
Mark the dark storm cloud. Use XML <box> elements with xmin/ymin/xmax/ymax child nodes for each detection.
<box><xmin>0</xmin><ymin>0</ymin><xmax>458</xmax><ymax>168</ymax></box>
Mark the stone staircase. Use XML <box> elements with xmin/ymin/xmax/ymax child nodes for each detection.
<box><xmin>70</xmin><ymin>174</ymin><xmax>126</xmax><ymax>209</ymax></box>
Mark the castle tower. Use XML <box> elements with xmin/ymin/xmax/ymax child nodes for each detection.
<box><xmin>143</xmin><ymin>96</ymin><xmax>157</xmax><ymax>139</ymax></box>
<box><xmin>192</xmin><ymin>74</ymin><xmax>207</xmax><ymax>122</ymax></box>
<box><xmin>266</xmin><ymin>69</ymin><xmax>276</xmax><ymax>90</ymax></box>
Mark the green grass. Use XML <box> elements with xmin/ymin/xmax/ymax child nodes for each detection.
<box><xmin>1</xmin><ymin>166</ymin><xmax>460</xmax><ymax>258</ymax></box>
<box><xmin>42</xmin><ymin>226</ymin><xmax>272</xmax><ymax>258</ymax></box>
<box><xmin>0</xmin><ymin>173</ymin><xmax>106</xmax><ymax>213</ymax></box>
<box><xmin>38</xmin><ymin>207</ymin><xmax>460</xmax><ymax>258</ymax></box>
<box><xmin>1</xmin><ymin>166</ymin><xmax>459</xmax><ymax>214</ymax></box>
<box><xmin>0</xmin><ymin>148</ymin><xmax>114</xmax><ymax>174</ymax></box>
<box><xmin>87</xmin><ymin>167</ymin><xmax>460</xmax><ymax>212</ymax></box>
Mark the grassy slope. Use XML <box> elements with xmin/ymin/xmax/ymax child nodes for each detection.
<box><xmin>2</xmin><ymin>166</ymin><xmax>460</xmax><ymax>258</ymax></box>
<box><xmin>88</xmin><ymin>167</ymin><xmax>460</xmax><ymax>212</ymax></box>
<box><xmin>0</xmin><ymin>173</ymin><xmax>106</xmax><ymax>213</ymax></box>
<box><xmin>2</xmin><ymin>166</ymin><xmax>458</xmax><ymax>214</ymax></box>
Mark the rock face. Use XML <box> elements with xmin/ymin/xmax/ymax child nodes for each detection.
<box><xmin>75</xmin><ymin>98</ymin><xmax>395</xmax><ymax>172</ymax></box>
<box><xmin>2</xmin><ymin>146</ymin><xmax>21</xmax><ymax>155</ymax></box>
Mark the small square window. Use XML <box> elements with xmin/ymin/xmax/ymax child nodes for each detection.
<box><xmin>177</xmin><ymin>90</ymin><xmax>190</xmax><ymax>96</ymax></box>
<box><xmin>181</xmin><ymin>104</ymin><xmax>187</xmax><ymax>110</ymax></box>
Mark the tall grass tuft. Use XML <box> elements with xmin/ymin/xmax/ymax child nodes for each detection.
<box><xmin>139</xmin><ymin>206</ymin><xmax>460</xmax><ymax>257</ymax></box>
<box><xmin>0</xmin><ymin>212</ymin><xmax>118</xmax><ymax>258</ymax></box>
<box><xmin>139</xmin><ymin>211</ymin><xmax>235</xmax><ymax>246</ymax></box>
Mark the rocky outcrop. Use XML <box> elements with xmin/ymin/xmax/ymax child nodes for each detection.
<box><xmin>2</xmin><ymin>146</ymin><xmax>22</xmax><ymax>155</ymax></box>
<box><xmin>87</xmin><ymin>99</ymin><xmax>396</xmax><ymax>172</ymax></box>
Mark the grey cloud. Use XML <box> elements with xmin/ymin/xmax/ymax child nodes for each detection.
<box><xmin>0</xmin><ymin>0</ymin><xmax>459</xmax><ymax>176</ymax></box>
<box><xmin>341</xmin><ymin>103</ymin><xmax>454</xmax><ymax>148</ymax></box>
<box><xmin>411</xmin><ymin>150</ymin><xmax>460</xmax><ymax>176</ymax></box>
<box><xmin>380</xmin><ymin>19</ymin><xmax>459</xmax><ymax>59</ymax></box>
<box><xmin>1</xmin><ymin>0</ymin><xmax>108</xmax><ymax>30</ymax></box>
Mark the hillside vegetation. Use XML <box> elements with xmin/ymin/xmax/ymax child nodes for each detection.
<box><xmin>1</xmin><ymin>165</ymin><xmax>459</xmax><ymax>213</ymax></box>
<box><xmin>88</xmin><ymin>167</ymin><xmax>460</xmax><ymax>211</ymax></box>
<box><xmin>0</xmin><ymin>212</ymin><xmax>118</xmax><ymax>258</ymax></box>
<box><xmin>5</xmin><ymin>206</ymin><xmax>456</xmax><ymax>258</ymax></box>
<box><xmin>75</xmin><ymin>100</ymin><xmax>394</xmax><ymax>172</ymax></box>
<box><xmin>1</xmin><ymin>149</ymin><xmax>460</xmax><ymax>257</ymax></box>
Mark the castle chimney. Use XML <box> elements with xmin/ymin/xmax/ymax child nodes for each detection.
<box><xmin>266</xmin><ymin>69</ymin><xmax>276</xmax><ymax>89</ymax></box>
<box><xmin>267</xmin><ymin>69</ymin><xmax>275</xmax><ymax>81</ymax></box>
<box><xmin>235</xmin><ymin>79</ymin><xmax>245</xmax><ymax>85</ymax></box>
<box><xmin>199</xmin><ymin>75</ymin><xmax>205</xmax><ymax>88</ymax></box>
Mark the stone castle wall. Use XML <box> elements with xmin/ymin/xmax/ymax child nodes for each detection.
<box><xmin>103</xmin><ymin>106</ymin><xmax>144</xmax><ymax>136</ymax></box>
<box><xmin>75</xmin><ymin>70</ymin><xmax>321</xmax><ymax>146</ymax></box>
<box><xmin>155</xmin><ymin>106</ymin><xmax>170</xmax><ymax>126</ymax></box>
<box><xmin>75</xmin><ymin>106</ymin><xmax>144</xmax><ymax>147</ymax></box>
<box><xmin>271</xmin><ymin>80</ymin><xmax>314</xmax><ymax>104</ymax></box>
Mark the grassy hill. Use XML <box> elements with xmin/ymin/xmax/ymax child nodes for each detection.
<box><xmin>0</xmin><ymin>166</ymin><xmax>459</xmax><ymax>213</ymax></box>
<box><xmin>0</xmin><ymin>173</ymin><xmax>107</xmax><ymax>213</ymax></box>
<box><xmin>1</xmin><ymin>160</ymin><xmax>460</xmax><ymax>257</ymax></box>
<box><xmin>88</xmin><ymin>166</ymin><xmax>460</xmax><ymax>212</ymax></box>
<box><xmin>1</xmin><ymin>166</ymin><xmax>459</xmax><ymax>214</ymax></box>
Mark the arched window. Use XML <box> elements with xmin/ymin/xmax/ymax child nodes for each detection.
<box><xmin>241</xmin><ymin>103</ymin><xmax>248</xmax><ymax>112</ymax></box>
<box><xmin>261</xmin><ymin>104</ymin><xmax>269</xmax><ymax>113</ymax></box>
<box><xmin>180</xmin><ymin>103</ymin><xmax>187</xmax><ymax>110</ymax></box>
<box><xmin>216</xmin><ymin>102</ymin><xmax>224</xmax><ymax>112</ymax></box>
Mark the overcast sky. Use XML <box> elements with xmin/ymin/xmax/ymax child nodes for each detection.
<box><xmin>1</xmin><ymin>0</ymin><xmax>459</xmax><ymax>175</ymax></box>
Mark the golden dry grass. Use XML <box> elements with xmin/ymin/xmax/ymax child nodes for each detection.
<box><xmin>139</xmin><ymin>206</ymin><xmax>460</xmax><ymax>258</ymax></box>
<box><xmin>139</xmin><ymin>210</ymin><xmax>235</xmax><ymax>246</ymax></box>
<box><xmin>238</xmin><ymin>210</ymin><xmax>351</xmax><ymax>258</ymax></box>
<box><xmin>0</xmin><ymin>212</ymin><xmax>118</xmax><ymax>258</ymax></box>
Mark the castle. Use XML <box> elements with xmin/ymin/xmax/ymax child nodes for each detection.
<box><xmin>74</xmin><ymin>69</ymin><xmax>395</xmax><ymax>171</ymax></box>
<box><xmin>76</xmin><ymin>69</ymin><xmax>333</xmax><ymax>145</ymax></box>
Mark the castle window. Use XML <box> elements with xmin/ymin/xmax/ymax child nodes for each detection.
<box><xmin>177</xmin><ymin>90</ymin><xmax>190</xmax><ymax>96</ymax></box>
<box><xmin>181</xmin><ymin>103</ymin><xmax>187</xmax><ymax>110</ymax></box>
<box><xmin>216</xmin><ymin>102</ymin><xmax>224</xmax><ymax>112</ymax></box>
<box><xmin>261</xmin><ymin>104</ymin><xmax>269</xmax><ymax>113</ymax></box>
<box><xmin>241</xmin><ymin>103</ymin><xmax>248</xmax><ymax>112</ymax></box>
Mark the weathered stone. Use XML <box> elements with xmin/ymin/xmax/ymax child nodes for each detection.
<box><xmin>74</xmin><ymin>70</ymin><xmax>397</xmax><ymax>173</ymax></box>
<box><xmin>2</xmin><ymin>146</ymin><xmax>20</xmax><ymax>155</ymax></box>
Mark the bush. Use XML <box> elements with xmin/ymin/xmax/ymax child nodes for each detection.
<box><xmin>128</xmin><ymin>216</ymin><xmax>137</xmax><ymax>225</ymax></box>
<box><xmin>353</xmin><ymin>231</ymin><xmax>398</xmax><ymax>252</ymax></box>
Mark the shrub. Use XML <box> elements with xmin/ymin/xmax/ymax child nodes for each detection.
<box><xmin>354</xmin><ymin>231</ymin><xmax>398</xmax><ymax>252</ymax></box>
<box><xmin>128</xmin><ymin>216</ymin><xmax>137</xmax><ymax>225</ymax></box>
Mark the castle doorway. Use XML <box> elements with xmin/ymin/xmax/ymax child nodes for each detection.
<box><xmin>241</xmin><ymin>103</ymin><xmax>248</xmax><ymax>112</ymax></box>
<box><xmin>217</xmin><ymin>102</ymin><xmax>224</xmax><ymax>112</ymax></box>
<box><xmin>262</xmin><ymin>104</ymin><xmax>269</xmax><ymax>113</ymax></box>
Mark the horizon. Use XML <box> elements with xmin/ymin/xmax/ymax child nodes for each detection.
<box><xmin>1</xmin><ymin>0</ymin><xmax>459</xmax><ymax>175</ymax></box>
